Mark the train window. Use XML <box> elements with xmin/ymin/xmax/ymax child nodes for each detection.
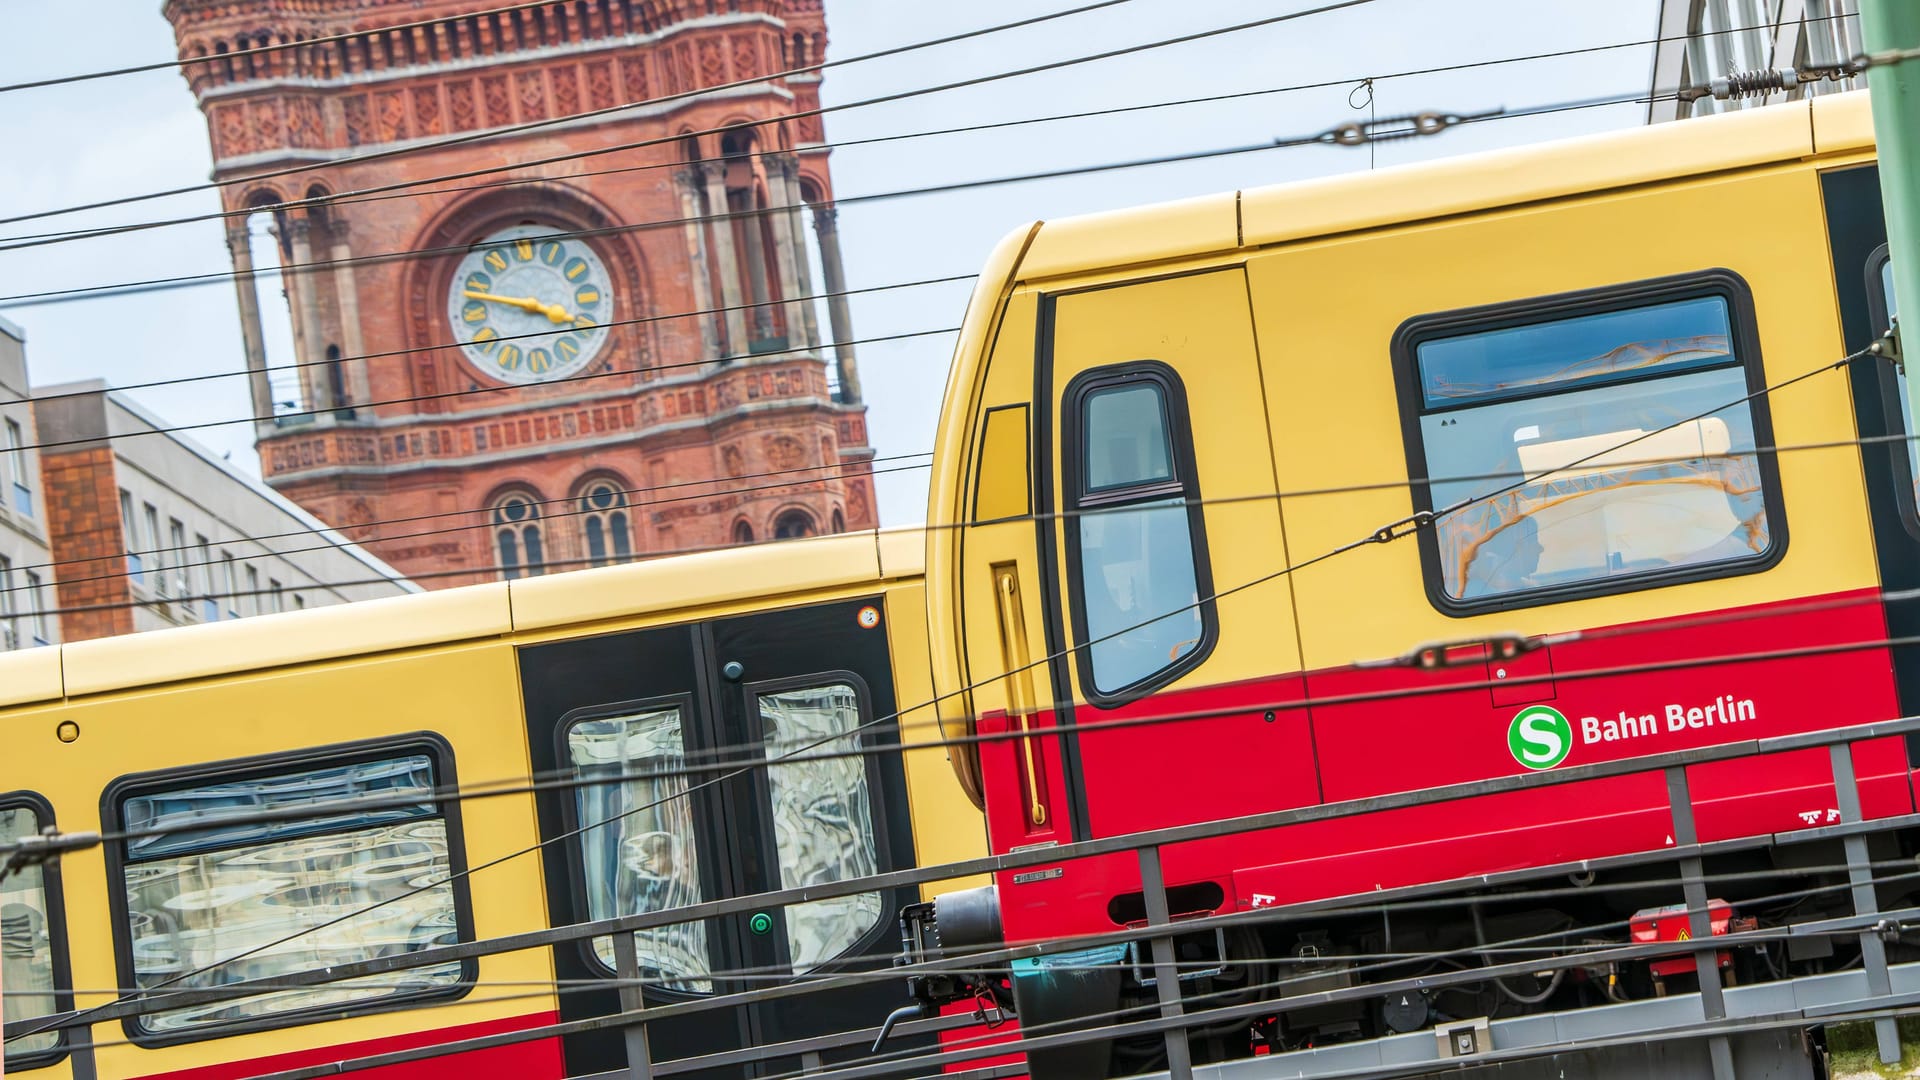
<box><xmin>1864</xmin><ymin>246</ymin><xmax>1914</xmax><ymax>531</ymax></box>
<box><xmin>566</xmin><ymin>704</ymin><xmax>712</xmax><ymax>992</ymax></box>
<box><xmin>757</xmin><ymin>682</ymin><xmax>881</xmax><ymax>971</ymax></box>
<box><xmin>1396</xmin><ymin>274</ymin><xmax>1782</xmax><ymax>612</ymax></box>
<box><xmin>106</xmin><ymin>742</ymin><xmax>470</xmax><ymax>1042</ymax></box>
<box><xmin>2</xmin><ymin>794</ymin><xmax>70</xmax><ymax>1068</ymax></box>
<box><xmin>1064</xmin><ymin>364</ymin><xmax>1214</xmax><ymax>701</ymax></box>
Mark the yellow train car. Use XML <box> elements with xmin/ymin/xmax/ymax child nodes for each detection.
<box><xmin>0</xmin><ymin>527</ymin><xmax>982</xmax><ymax>1079</ymax></box>
<box><xmin>912</xmin><ymin>90</ymin><xmax>1920</xmax><ymax>1071</ymax></box>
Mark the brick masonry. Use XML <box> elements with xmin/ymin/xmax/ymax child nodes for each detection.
<box><xmin>38</xmin><ymin>445</ymin><xmax>133</xmax><ymax>641</ymax></box>
<box><xmin>164</xmin><ymin>0</ymin><xmax>875</xmax><ymax>589</ymax></box>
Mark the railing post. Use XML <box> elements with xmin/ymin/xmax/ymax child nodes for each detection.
<box><xmin>1137</xmin><ymin>844</ymin><xmax>1193</xmax><ymax>1080</ymax></box>
<box><xmin>1666</xmin><ymin>766</ymin><xmax>1736</xmax><ymax>1080</ymax></box>
<box><xmin>1829</xmin><ymin>742</ymin><xmax>1901</xmax><ymax>1066</ymax></box>
<box><xmin>611</xmin><ymin>931</ymin><xmax>656</xmax><ymax>1080</ymax></box>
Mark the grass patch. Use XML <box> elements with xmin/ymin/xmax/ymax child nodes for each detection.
<box><xmin>1826</xmin><ymin>1017</ymin><xmax>1920</xmax><ymax>1077</ymax></box>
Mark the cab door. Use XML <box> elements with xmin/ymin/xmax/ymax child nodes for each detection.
<box><xmin>1036</xmin><ymin>269</ymin><xmax>1314</xmax><ymax>844</ymax></box>
<box><xmin>518</xmin><ymin>597</ymin><xmax>918</xmax><ymax>1078</ymax></box>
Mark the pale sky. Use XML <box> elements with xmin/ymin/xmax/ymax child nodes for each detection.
<box><xmin>0</xmin><ymin>0</ymin><xmax>1660</xmax><ymax>531</ymax></box>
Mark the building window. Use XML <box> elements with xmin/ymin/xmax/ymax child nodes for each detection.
<box><xmin>733</xmin><ymin>519</ymin><xmax>754</xmax><ymax>544</ymax></box>
<box><xmin>221</xmin><ymin>552</ymin><xmax>238</xmax><ymax>620</ymax></box>
<box><xmin>578</xmin><ymin>481</ymin><xmax>632</xmax><ymax>567</ymax></box>
<box><xmin>169</xmin><ymin>519</ymin><xmax>188</xmax><ymax>597</ymax></box>
<box><xmin>25</xmin><ymin>569</ymin><xmax>48</xmax><ymax>646</ymax></box>
<box><xmin>120</xmin><ymin>490</ymin><xmax>144</xmax><ymax>583</ymax></box>
<box><xmin>144</xmin><ymin>504</ymin><xmax>164</xmax><ymax>594</ymax></box>
<box><xmin>1064</xmin><ymin>364</ymin><xmax>1212</xmax><ymax>701</ymax></box>
<box><xmin>491</xmin><ymin>492</ymin><xmax>545</xmax><ymax>580</ymax></box>
<box><xmin>108</xmin><ymin>742</ymin><xmax>470</xmax><ymax>1041</ymax></box>
<box><xmin>0</xmin><ymin>554</ymin><xmax>14</xmax><ymax>650</ymax></box>
<box><xmin>772</xmin><ymin>509</ymin><xmax>817</xmax><ymax>539</ymax></box>
<box><xmin>270</xmin><ymin>579</ymin><xmax>285</xmax><ymax>613</ymax></box>
<box><xmin>830</xmin><ymin>508</ymin><xmax>845</xmax><ymax>534</ymax></box>
<box><xmin>4</xmin><ymin>416</ymin><xmax>30</xmax><ymax>517</ymax></box>
<box><xmin>1396</xmin><ymin>273</ymin><xmax>1781</xmax><ymax>611</ymax></box>
<box><xmin>196</xmin><ymin>535</ymin><xmax>216</xmax><ymax>621</ymax></box>
<box><xmin>245</xmin><ymin>566</ymin><xmax>261</xmax><ymax>615</ymax></box>
<box><xmin>2</xmin><ymin>795</ymin><xmax>71</xmax><ymax>1069</ymax></box>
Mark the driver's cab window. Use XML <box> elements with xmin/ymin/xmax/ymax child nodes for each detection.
<box><xmin>1066</xmin><ymin>365</ymin><xmax>1213</xmax><ymax>702</ymax></box>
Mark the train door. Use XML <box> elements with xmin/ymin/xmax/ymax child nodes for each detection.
<box><xmin>1826</xmin><ymin>166</ymin><xmax>1920</xmax><ymax>744</ymax></box>
<box><xmin>1032</xmin><ymin>268</ymin><xmax>1314</xmax><ymax>845</ymax></box>
<box><xmin>518</xmin><ymin>597</ymin><xmax>919</xmax><ymax>1077</ymax></box>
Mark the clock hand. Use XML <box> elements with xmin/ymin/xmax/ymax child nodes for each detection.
<box><xmin>464</xmin><ymin>290</ymin><xmax>580</xmax><ymax>325</ymax></box>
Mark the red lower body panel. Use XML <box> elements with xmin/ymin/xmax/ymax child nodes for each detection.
<box><xmin>990</xmin><ymin>590</ymin><xmax>1912</xmax><ymax>945</ymax></box>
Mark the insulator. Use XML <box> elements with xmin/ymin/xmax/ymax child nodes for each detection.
<box><xmin>1709</xmin><ymin>67</ymin><xmax>1799</xmax><ymax>101</ymax></box>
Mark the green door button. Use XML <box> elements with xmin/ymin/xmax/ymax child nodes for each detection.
<box><xmin>749</xmin><ymin>912</ymin><xmax>773</xmax><ymax>936</ymax></box>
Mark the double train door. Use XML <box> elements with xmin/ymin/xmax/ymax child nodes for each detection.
<box><xmin>519</xmin><ymin>598</ymin><xmax>919</xmax><ymax>1077</ymax></box>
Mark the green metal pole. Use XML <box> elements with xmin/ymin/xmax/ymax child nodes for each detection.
<box><xmin>1862</xmin><ymin>0</ymin><xmax>1920</xmax><ymax>429</ymax></box>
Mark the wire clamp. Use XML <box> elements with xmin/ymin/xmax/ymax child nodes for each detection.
<box><xmin>1313</xmin><ymin>111</ymin><xmax>1484</xmax><ymax>148</ymax></box>
<box><xmin>1870</xmin><ymin>316</ymin><xmax>1904</xmax><ymax>375</ymax></box>
<box><xmin>0</xmin><ymin>827</ymin><xmax>101</xmax><ymax>879</ymax></box>
<box><xmin>1369</xmin><ymin>510</ymin><xmax>1435</xmax><ymax>545</ymax></box>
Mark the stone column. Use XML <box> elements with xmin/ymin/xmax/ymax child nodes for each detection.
<box><xmin>812</xmin><ymin>207</ymin><xmax>862</xmax><ymax>403</ymax></box>
<box><xmin>779</xmin><ymin>160</ymin><xmax>822</xmax><ymax>351</ymax></box>
<box><xmin>327</xmin><ymin>223</ymin><xmax>370</xmax><ymax>411</ymax></box>
<box><xmin>283</xmin><ymin>216</ymin><xmax>333</xmax><ymax>412</ymax></box>
<box><xmin>701</xmin><ymin>162</ymin><xmax>750</xmax><ymax>355</ymax></box>
<box><xmin>674</xmin><ymin>170</ymin><xmax>721</xmax><ymax>358</ymax></box>
<box><xmin>763</xmin><ymin>156</ymin><xmax>813</xmax><ymax>352</ymax></box>
<box><xmin>225</xmin><ymin>220</ymin><xmax>278</xmax><ymax>433</ymax></box>
<box><xmin>737</xmin><ymin>195</ymin><xmax>776</xmax><ymax>344</ymax></box>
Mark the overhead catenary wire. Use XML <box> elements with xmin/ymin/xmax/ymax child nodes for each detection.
<box><xmin>0</xmin><ymin>8</ymin><xmax>1849</xmax><ymax>256</ymax></box>
<box><xmin>0</xmin><ymin>0</ymin><xmax>1380</xmax><ymax>232</ymax></box>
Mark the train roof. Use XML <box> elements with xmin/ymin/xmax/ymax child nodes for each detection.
<box><xmin>1013</xmin><ymin>90</ymin><xmax>1878</xmax><ymax>285</ymax></box>
<box><xmin>0</xmin><ymin>526</ymin><xmax>926</xmax><ymax>707</ymax></box>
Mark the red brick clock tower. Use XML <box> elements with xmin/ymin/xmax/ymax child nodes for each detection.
<box><xmin>162</xmin><ymin>0</ymin><xmax>876</xmax><ymax>587</ymax></box>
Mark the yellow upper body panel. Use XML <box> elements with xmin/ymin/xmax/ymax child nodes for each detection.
<box><xmin>928</xmin><ymin>91</ymin><xmax>1884</xmax><ymax>717</ymax></box>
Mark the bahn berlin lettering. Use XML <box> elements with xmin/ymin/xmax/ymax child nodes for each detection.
<box><xmin>1505</xmin><ymin>696</ymin><xmax>1758</xmax><ymax>770</ymax></box>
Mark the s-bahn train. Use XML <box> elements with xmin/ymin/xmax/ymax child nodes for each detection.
<box><xmin>0</xmin><ymin>528</ymin><xmax>986</xmax><ymax>1079</ymax></box>
<box><xmin>897</xmin><ymin>88</ymin><xmax>1920</xmax><ymax>1074</ymax></box>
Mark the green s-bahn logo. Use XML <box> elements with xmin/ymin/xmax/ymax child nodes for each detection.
<box><xmin>1507</xmin><ymin>705</ymin><xmax>1572</xmax><ymax>771</ymax></box>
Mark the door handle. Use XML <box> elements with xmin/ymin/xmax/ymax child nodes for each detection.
<box><xmin>993</xmin><ymin>565</ymin><xmax>1048</xmax><ymax>827</ymax></box>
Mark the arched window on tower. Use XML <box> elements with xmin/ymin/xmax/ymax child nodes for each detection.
<box><xmin>831</xmin><ymin>508</ymin><xmax>845</xmax><ymax>534</ymax></box>
<box><xmin>578</xmin><ymin>480</ymin><xmax>633</xmax><ymax>567</ymax></box>
<box><xmin>733</xmin><ymin>519</ymin><xmax>754</xmax><ymax>544</ymax></box>
<box><xmin>773</xmin><ymin>509</ymin><xmax>816</xmax><ymax>540</ymax></box>
<box><xmin>492</xmin><ymin>491</ymin><xmax>545</xmax><ymax>579</ymax></box>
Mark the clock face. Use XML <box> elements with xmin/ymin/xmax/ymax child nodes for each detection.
<box><xmin>447</xmin><ymin>224</ymin><xmax>614</xmax><ymax>385</ymax></box>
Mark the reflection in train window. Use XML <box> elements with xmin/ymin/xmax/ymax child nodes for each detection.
<box><xmin>2</xmin><ymin>801</ymin><xmax>60</xmax><ymax>1062</ymax></box>
<box><xmin>758</xmin><ymin>683</ymin><xmax>880</xmax><ymax>971</ymax></box>
<box><xmin>114</xmin><ymin>753</ymin><xmax>463</xmax><ymax>1036</ymax></box>
<box><xmin>567</xmin><ymin>705</ymin><xmax>711</xmax><ymax>992</ymax></box>
<box><xmin>1411</xmin><ymin>291</ymin><xmax>1775</xmax><ymax>606</ymax></box>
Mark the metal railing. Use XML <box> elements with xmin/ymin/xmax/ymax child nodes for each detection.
<box><xmin>15</xmin><ymin>715</ymin><xmax>1920</xmax><ymax>1080</ymax></box>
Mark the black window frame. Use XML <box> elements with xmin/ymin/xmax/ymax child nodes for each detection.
<box><xmin>1061</xmin><ymin>360</ymin><xmax>1218</xmax><ymax>708</ymax></box>
<box><xmin>1391</xmin><ymin>269</ymin><xmax>1788</xmax><ymax>616</ymax></box>
<box><xmin>100</xmin><ymin>734</ymin><xmax>475</xmax><ymax>1048</ymax></box>
<box><xmin>1</xmin><ymin>790</ymin><xmax>75</xmax><ymax>1073</ymax></box>
<box><xmin>1862</xmin><ymin>243</ymin><xmax>1920</xmax><ymax>542</ymax></box>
